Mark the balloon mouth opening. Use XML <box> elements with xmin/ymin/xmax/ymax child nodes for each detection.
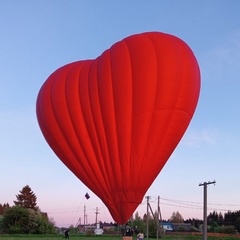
<box><xmin>107</xmin><ymin>198</ymin><xmax>143</xmax><ymax>224</ymax></box>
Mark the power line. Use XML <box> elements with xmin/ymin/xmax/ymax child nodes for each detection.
<box><xmin>45</xmin><ymin>194</ymin><xmax>240</xmax><ymax>227</ymax></box>
<box><xmin>46</xmin><ymin>199</ymin><xmax>240</xmax><ymax>215</ymax></box>
<box><xmin>139</xmin><ymin>196</ymin><xmax>240</xmax><ymax>211</ymax></box>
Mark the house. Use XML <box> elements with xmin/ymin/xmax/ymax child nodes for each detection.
<box><xmin>160</xmin><ymin>222</ymin><xmax>193</xmax><ymax>232</ymax></box>
<box><xmin>161</xmin><ymin>222</ymin><xmax>174</xmax><ymax>232</ymax></box>
<box><xmin>172</xmin><ymin>223</ymin><xmax>192</xmax><ymax>231</ymax></box>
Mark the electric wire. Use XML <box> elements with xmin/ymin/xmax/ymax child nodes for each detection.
<box><xmin>46</xmin><ymin>195</ymin><xmax>240</xmax><ymax>226</ymax></box>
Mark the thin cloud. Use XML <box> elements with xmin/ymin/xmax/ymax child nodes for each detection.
<box><xmin>182</xmin><ymin>129</ymin><xmax>217</xmax><ymax>147</ymax></box>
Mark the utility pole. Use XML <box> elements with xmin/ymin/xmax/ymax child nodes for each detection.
<box><xmin>199</xmin><ymin>180</ymin><xmax>216</xmax><ymax>240</ymax></box>
<box><xmin>84</xmin><ymin>205</ymin><xmax>86</xmax><ymax>232</ymax></box>
<box><xmin>95</xmin><ymin>207</ymin><xmax>99</xmax><ymax>225</ymax></box>
<box><xmin>158</xmin><ymin>196</ymin><xmax>165</xmax><ymax>239</ymax></box>
<box><xmin>157</xmin><ymin>196</ymin><xmax>160</xmax><ymax>239</ymax></box>
<box><xmin>79</xmin><ymin>217</ymin><xmax>81</xmax><ymax>233</ymax></box>
<box><xmin>146</xmin><ymin>196</ymin><xmax>150</xmax><ymax>239</ymax></box>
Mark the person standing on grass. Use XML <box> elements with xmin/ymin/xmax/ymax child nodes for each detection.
<box><xmin>64</xmin><ymin>229</ymin><xmax>69</xmax><ymax>239</ymax></box>
<box><xmin>137</xmin><ymin>231</ymin><xmax>144</xmax><ymax>240</ymax></box>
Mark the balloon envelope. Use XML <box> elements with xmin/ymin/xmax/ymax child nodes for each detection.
<box><xmin>36</xmin><ymin>32</ymin><xmax>200</xmax><ymax>224</ymax></box>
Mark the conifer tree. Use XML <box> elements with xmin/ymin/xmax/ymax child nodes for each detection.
<box><xmin>14</xmin><ymin>185</ymin><xmax>38</xmax><ymax>210</ymax></box>
<box><xmin>0</xmin><ymin>203</ymin><xmax>10</xmax><ymax>215</ymax></box>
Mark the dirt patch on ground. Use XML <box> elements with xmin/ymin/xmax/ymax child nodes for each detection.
<box><xmin>166</xmin><ymin>232</ymin><xmax>240</xmax><ymax>238</ymax></box>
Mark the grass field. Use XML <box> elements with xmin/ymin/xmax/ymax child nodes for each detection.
<box><xmin>0</xmin><ymin>234</ymin><xmax>240</xmax><ymax>240</ymax></box>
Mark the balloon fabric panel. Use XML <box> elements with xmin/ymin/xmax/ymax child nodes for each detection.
<box><xmin>36</xmin><ymin>32</ymin><xmax>200</xmax><ymax>224</ymax></box>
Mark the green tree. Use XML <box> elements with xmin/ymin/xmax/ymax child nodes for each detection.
<box><xmin>1</xmin><ymin>186</ymin><xmax>55</xmax><ymax>234</ymax></box>
<box><xmin>169</xmin><ymin>211</ymin><xmax>184</xmax><ymax>223</ymax></box>
<box><xmin>133</xmin><ymin>212</ymin><xmax>145</xmax><ymax>234</ymax></box>
<box><xmin>30</xmin><ymin>210</ymin><xmax>55</xmax><ymax>234</ymax></box>
<box><xmin>209</xmin><ymin>221</ymin><xmax>219</xmax><ymax>233</ymax></box>
<box><xmin>2</xmin><ymin>206</ymin><xmax>31</xmax><ymax>233</ymax></box>
<box><xmin>148</xmin><ymin>218</ymin><xmax>157</xmax><ymax>237</ymax></box>
<box><xmin>0</xmin><ymin>203</ymin><xmax>10</xmax><ymax>215</ymax></box>
<box><xmin>2</xmin><ymin>206</ymin><xmax>55</xmax><ymax>234</ymax></box>
<box><xmin>134</xmin><ymin>211</ymin><xmax>141</xmax><ymax>221</ymax></box>
<box><xmin>14</xmin><ymin>185</ymin><xmax>38</xmax><ymax>210</ymax></box>
<box><xmin>218</xmin><ymin>212</ymin><xmax>224</xmax><ymax>226</ymax></box>
<box><xmin>0</xmin><ymin>215</ymin><xmax>3</xmax><ymax>233</ymax></box>
<box><xmin>235</xmin><ymin>217</ymin><xmax>240</xmax><ymax>232</ymax></box>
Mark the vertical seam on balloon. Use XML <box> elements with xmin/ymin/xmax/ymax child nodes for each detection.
<box><xmin>144</xmin><ymin>33</ymin><xmax>184</xmax><ymax>185</ymax></box>
<box><xmin>159</xmin><ymin>36</ymin><xmax>183</xmax><ymax>151</ymax></box>
<box><xmin>134</xmin><ymin>34</ymin><xmax>159</xmax><ymax>194</ymax></box>
<box><xmin>59</xmin><ymin>63</ymin><xmax>100</xmax><ymax>191</ymax></box>
<box><xmin>143</xmin><ymin>34</ymin><xmax>154</xmax><ymax>191</ymax></box>
<box><xmin>74</xmin><ymin>61</ymin><xmax>110</xmax><ymax>197</ymax></box>
<box><xmin>80</xmin><ymin>61</ymin><xmax>105</xmax><ymax>192</ymax></box>
<box><xmin>48</xmin><ymin>69</ymin><xmax>82</xmax><ymax>177</ymax></box>
<box><xmin>49</xmin><ymin>63</ymin><xmax>101</xmax><ymax>196</ymax></box>
<box><xmin>64</xmin><ymin>63</ymin><xmax>97</xmax><ymax>188</ymax></box>
<box><xmin>96</xmin><ymin>51</ymin><xmax>121</xmax><ymax>219</ymax></box>
<box><xmin>121</xmin><ymin>39</ymin><xmax>134</xmax><ymax>219</ymax></box>
<box><xmin>108</xmin><ymin>46</ymin><xmax>124</xmax><ymax>217</ymax></box>
<box><xmin>167</xmin><ymin>36</ymin><xmax>191</xmax><ymax>157</ymax></box>
<box><xmin>49</xmin><ymin>68</ymin><xmax>77</xmax><ymax>166</ymax></box>
<box><xmin>87</xmin><ymin>58</ymin><xmax>113</xmax><ymax>200</ymax></box>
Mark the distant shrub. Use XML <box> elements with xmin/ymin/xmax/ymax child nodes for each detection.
<box><xmin>190</xmin><ymin>226</ymin><xmax>200</xmax><ymax>232</ymax></box>
<box><xmin>218</xmin><ymin>225</ymin><xmax>235</xmax><ymax>234</ymax></box>
<box><xmin>178</xmin><ymin>226</ymin><xmax>186</xmax><ymax>232</ymax></box>
<box><xmin>86</xmin><ymin>229</ymin><xmax>94</xmax><ymax>235</ymax></box>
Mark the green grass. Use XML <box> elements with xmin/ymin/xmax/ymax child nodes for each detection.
<box><xmin>0</xmin><ymin>234</ymin><xmax>240</xmax><ymax>240</ymax></box>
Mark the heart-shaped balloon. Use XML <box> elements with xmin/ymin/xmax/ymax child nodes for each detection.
<box><xmin>36</xmin><ymin>32</ymin><xmax>200</xmax><ymax>224</ymax></box>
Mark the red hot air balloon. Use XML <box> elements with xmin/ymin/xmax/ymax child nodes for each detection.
<box><xmin>36</xmin><ymin>32</ymin><xmax>200</xmax><ymax>224</ymax></box>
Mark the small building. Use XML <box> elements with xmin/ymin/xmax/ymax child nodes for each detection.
<box><xmin>172</xmin><ymin>223</ymin><xmax>192</xmax><ymax>231</ymax></box>
<box><xmin>94</xmin><ymin>223</ymin><xmax>104</xmax><ymax>235</ymax></box>
<box><xmin>161</xmin><ymin>222</ymin><xmax>174</xmax><ymax>232</ymax></box>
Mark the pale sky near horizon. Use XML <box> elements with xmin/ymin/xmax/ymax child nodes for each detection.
<box><xmin>1</xmin><ymin>1</ymin><xmax>240</xmax><ymax>228</ymax></box>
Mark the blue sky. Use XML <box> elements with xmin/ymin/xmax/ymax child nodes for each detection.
<box><xmin>1</xmin><ymin>1</ymin><xmax>240</xmax><ymax>227</ymax></box>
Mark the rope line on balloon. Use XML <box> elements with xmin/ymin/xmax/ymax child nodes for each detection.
<box><xmin>70</xmin><ymin>195</ymin><xmax>86</xmax><ymax>227</ymax></box>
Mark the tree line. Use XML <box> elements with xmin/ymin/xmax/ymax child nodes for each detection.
<box><xmin>163</xmin><ymin>210</ymin><xmax>240</xmax><ymax>234</ymax></box>
<box><xmin>206</xmin><ymin>210</ymin><xmax>240</xmax><ymax>233</ymax></box>
<box><xmin>128</xmin><ymin>210</ymin><xmax>240</xmax><ymax>236</ymax></box>
<box><xmin>1</xmin><ymin>185</ymin><xmax>240</xmax><ymax>235</ymax></box>
<box><xmin>0</xmin><ymin>185</ymin><xmax>55</xmax><ymax>234</ymax></box>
